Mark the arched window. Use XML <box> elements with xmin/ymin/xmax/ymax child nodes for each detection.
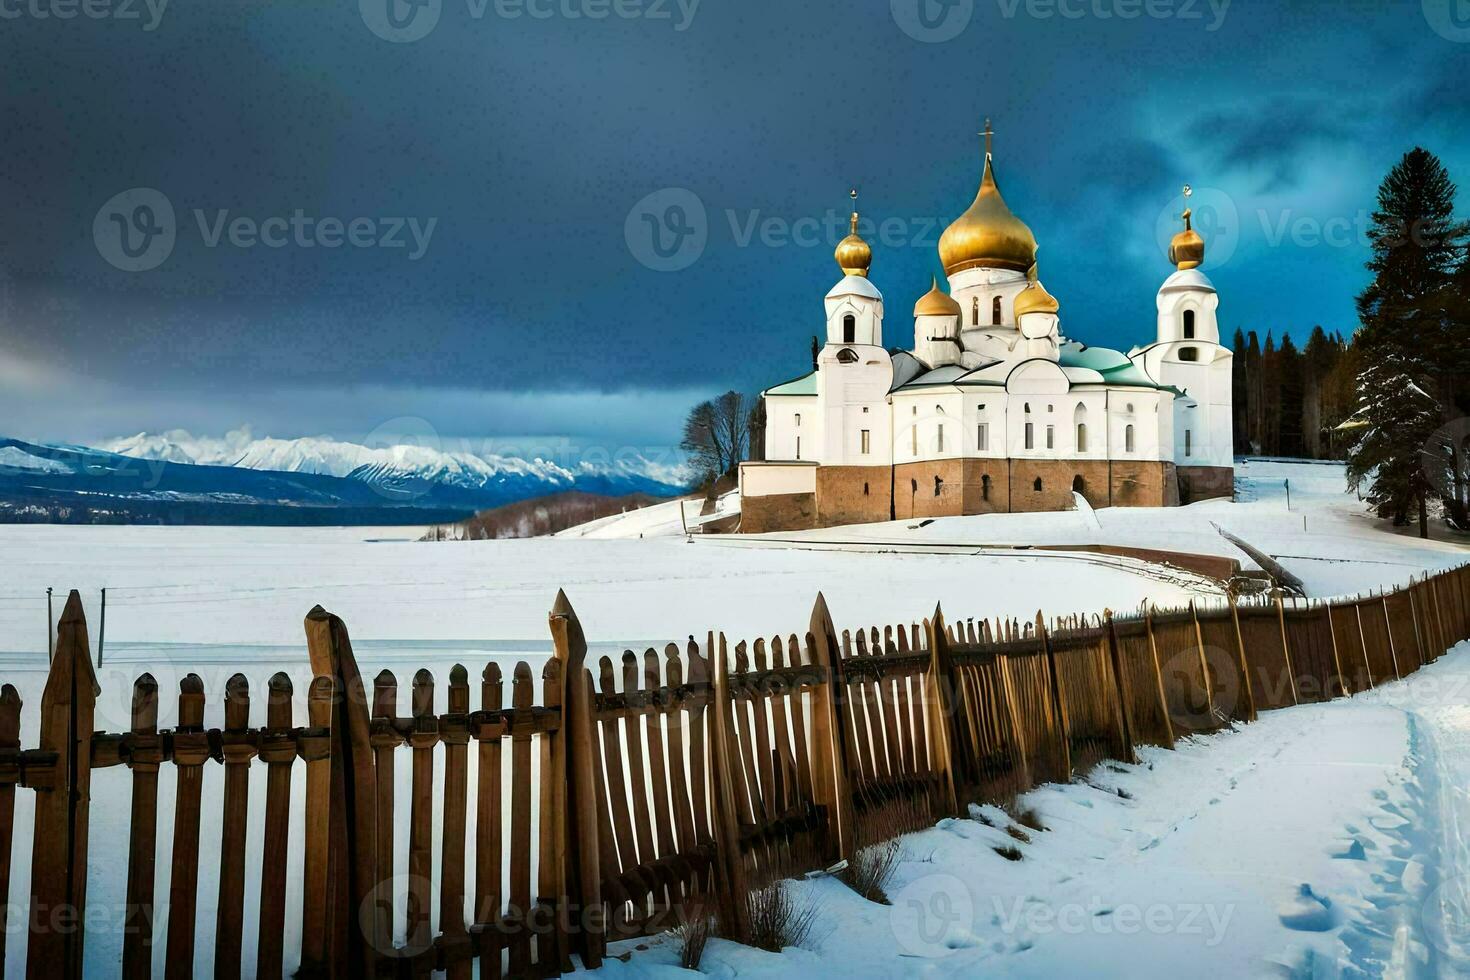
<box><xmin>972</xmin><ymin>296</ymin><xmax>979</xmax><ymax>326</ymax></box>
<box><xmin>1073</xmin><ymin>403</ymin><xmax>1088</xmax><ymax>453</ymax></box>
<box><xmin>863</xmin><ymin>482</ymin><xmax>870</xmax><ymax>496</ymax></box>
<box><xmin>992</xmin><ymin>295</ymin><xmax>1003</xmax><ymax>325</ymax></box>
<box><xmin>1033</xmin><ymin>477</ymin><xmax>1043</xmax><ymax>492</ymax></box>
<box><xmin>842</xmin><ymin>314</ymin><xmax>856</xmax><ymax>344</ymax></box>
<box><xmin>1076</xmin><ymin>424</ymin><xmax>1088</xmax><ymax>453</ymax></box>
<box><xmin>982</xmin><ymin>474</ymin><xmax>992</xmax><ymax>501</ymax></box>
<box><xmin>1183</xmin><ymin>310</ymin><xmax>1196</xmax><ymax>339</ymax></box>
<box><xmin>1073</xmin><ymin>475</ymin><xmax>1086</xmax><ymax>495</ymax></box>
<box><xmin>1125</xmin><ymin>424</ymin><xmax>1136</xmax><ymax>453</ymax></box>
<box><xmin>836</xmin><ymin>347</ymin><xmax>859</xmax><ymax>364</ymax></box>
<box><xmin>934</xmin><ymin>476</ymin><xmax>943</xmax><ymax>497</ymax></box>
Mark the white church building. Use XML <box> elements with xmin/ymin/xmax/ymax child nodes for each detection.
<box><xmin>739</xmin><ymin>127</ymin><xmax>1234</xmax><ymax>533</ymax></box>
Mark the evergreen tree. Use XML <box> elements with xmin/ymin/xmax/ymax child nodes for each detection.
<box><xmin>1245</xmin><ymin>331</ymin><xmax>1264</xmax><ymax>454</ymax></box>
<box><xmin>1349</xmin><ymin>148</ymin><xmax>1464</xmax><ymax>536</ymax></box>
<box><xmin>1277</xmin><ymin>334</ymin><xmax>1305</xmax><ymax>457</ymax></box>
<box><xmin>1231</xmin><ymin>328</ymin><xmax>1249</xmax><ymax>454</ymax></box>
<box><xmin>1302</xmin><ymin>326</ymin><xmax>1340</xmax><ymax>458</ymax></box>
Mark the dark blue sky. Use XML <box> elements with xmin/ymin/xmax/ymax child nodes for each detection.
<box><xmin>1</xmin><ymin>0</ymin><xmax>1467</xmax><ymax>455</ymax></box>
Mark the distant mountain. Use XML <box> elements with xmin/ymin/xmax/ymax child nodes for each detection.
<box><xmin>0</xmin><ymin>432</ymin><xmax>689</xmax><ymax>526</ymax></box>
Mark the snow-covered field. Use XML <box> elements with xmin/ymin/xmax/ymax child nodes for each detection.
<box><xmin>0</xmin><ymin>458</ymin><xmax>1467</xmax><ymax>978</ymax></box>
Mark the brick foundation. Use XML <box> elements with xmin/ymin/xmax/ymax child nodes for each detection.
<box><xmin>741</xmin><ymin>492</ymin><xmax>817</xmax><ymax>533</ymax></box>
<box><xmin>815</xmin><ymin>466</ymin><xmax>894</xmax><ymax>527</ymax></box>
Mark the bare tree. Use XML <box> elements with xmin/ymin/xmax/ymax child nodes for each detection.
<box><xmin>681</xmin><ymin>390</ymin><xmax>753</xmax><ymax>483</ymax></box>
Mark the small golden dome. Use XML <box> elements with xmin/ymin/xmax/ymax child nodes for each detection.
<box><xmin>1014</xmin><ymin>270</ymin><xmax>1060</xmax><ymax>318</ymax></box>
<box><xmin>938</xmin><ymin>152</ymin><xmax>1038</xmax><ymax>276</ymax></box>
<box><xmin>834</xmin><ymin>190</ymin><xmax>872</xmax><ymax>277</ymax></box>
<box><xmin>1169</xmin><ymin>208</ymin><xmax>1205</xmax><ymax>270</ymax></box>
<box><xmin>914</xmin><ymin>276</ymin><xmax>962</xmax><ymax>318</ymax></box>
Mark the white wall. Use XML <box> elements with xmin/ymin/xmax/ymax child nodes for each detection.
<box><xmin>763</xmin><ymin>394</ymin><xmax>818</xmax><ymax>462</ymax></box>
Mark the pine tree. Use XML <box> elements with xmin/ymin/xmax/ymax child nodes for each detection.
<box><xmin>1277</xmin><ymin>334</ymin><xmax>1305</xmax><ymax>457</ymax></box>
<box><xmin>1302</xmin><ymin>326</ymin><xmax>1340</xmax><ymax>459</ymax></box>
<box><xmin>1350</xmin><ymin>147</ymin><xmax>1464</xmax><ymax>536</ymax></box>
<box><xmin>1231</xmin><ymin>328</ymin><xmax>1249</xmax><ymax>454</ymax></box>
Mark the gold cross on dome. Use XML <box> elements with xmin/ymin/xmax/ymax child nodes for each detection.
<box><xmin>979</xmin><ymin>118</ymin><xmax>995</xmax><ymax>157</ymax></box>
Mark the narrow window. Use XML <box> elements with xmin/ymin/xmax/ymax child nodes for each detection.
<box><xmin>982</xmin><ymin>474</ymin><xmax>992</xmax><ymax>501</ymax></box>
<box><xmin>1046</xmin><ymin>426</ymin><xmax>1055</xmax><ymax>450</ymax></box>
<box><xmin>1033</xmin><ymin>477</ymin><xmax>1043</xmax><ymax>492</ymax></box>
<box><xmin>911</xmin><ymin>426</ymin><xmax>918</xmax><ymax>456</ymax></box>
<box><xmin>1183</xmin><ymin>310</ymin><xmax>1196</xmax><ymax>339</ymax></box>
<box><xmin>1185</xmin><ymin>430</ymin><xmax>1193</xmax><ymax>457</ymax></box>
<box><xmin>1025</xmin><ymin>423</ymin><xmax>1034</xmax><ymax>450</ymax></box>
<box><xmin>934</xmin><ymin>476</ymin><xmax>943</xmax><ymax>497</ymax></box>
<box><xmin>863</xmin><ymin>482</ymin><xmax>870</xmax><ymax>496</ymax></box>
<box><xmin>911</xmin><ymin>479</ymin><xmax>918</xmax><ymax>494</ymax></box>
<box><xmin>937</xmin><ymin>424</ymin><xmax>945</xmax><ymax>453</ymax></box>
<box><xmin>972</xmin><ymin>296</ymin><xmax>979</xmax><ymax>326</ymax></box>
<box><xmin>1076</xmin><ymin>423</ymin><xmax>1088</xmax><ymax>453</ymax></box>
<box><xmin>843</xmin><ymin>314</ymin><xmax>856</xmax><ymax>344</ymax></box>
<box><xmin>992</xmin><ymin>295</ymin><xmax>1002</xmax><ymax>325</ymax></box>
<box><xmin>795</xmin><ymin>413</ymin><xmax>801</xmax><ymax>427</ymax></box>
<box><xmin>1179</xmin><ymin>347</ymin><xmax>1199</xmax><ymax>362</ymax></box>
<box><xmin>795</xmin><ymin>436</ymin><xmax>801</xmax><ymax>460</ymax></box>
<box><xmin>977</xmin><ymin>422</ymin><xmax>989</xmax><ymax>452</ymax></box>
<box><xmin>1125</xmin><ymin>424</ymin><xmax>1135</xmax><ymax>453</ymax></box>
<box><xmin>860</xmin><ymin>429</ymin><xmax>871</xmax><ymax>455</ymax></box>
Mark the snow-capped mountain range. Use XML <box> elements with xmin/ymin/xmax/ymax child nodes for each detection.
<box><xmin>102</xmin><ymin>428</ymin><xmax>688</xmax><ymax>494</ymax></box>
<box><xmin>0</xmin><ymin>429</ymin><xmax>689</xmax><ymax>526</ymax></box>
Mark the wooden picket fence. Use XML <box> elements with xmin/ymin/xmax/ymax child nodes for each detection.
<box><xmin>2</xmin><ymin>566</ymin><xmax>1469</xmax><ymax>977</ymax></box>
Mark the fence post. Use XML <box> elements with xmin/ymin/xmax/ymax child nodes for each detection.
<box><xmin>1188</xmin><ymin>602</ymin><xmax>1216</xmax><ymax>724</ymax></box>
<box><xmin>548</xmin><ymin>591</ymin><xmax>602</xmax><ymax>969</ymax></box>
<box><xmin>1038</xmin><ymin>614</ymin><xmax>1073</xmax><ymax>781</ymax></box>
<box><xmin>0</xmin><ymin>685</ymin><xmax>21</xmax><ymax>971</ymax></box>
<box><xmin>27</xmin><ymin>590</ymin><xmax>98</xmax><ymax>980</ymax></box>
<box><xmin>922</xmin><ymin>606</ymin><xmax>959</xmax><ymax>817</ymax></box>
<box><xmin>1382</xmin><ymin>595</ymin><xmax>1403</xmax><ymax>681</ymax></box>
<box><xmin>299</xmin><ymin>676</ymin><xmax>337</xmax><ymax>978</ymax></box>
<box><xmin>1353</xmin><ymin>602</ymin><xmax>1375</xmax><ymax>689</ymax></box>
<box><xmin>708</xmin><ymin>634</ymin><xmax>751</xmax><ymax>938</ymax></box>
<box><xmin>1408</xmin><ymin>580</ymin><xmax>1428</xmax><ymax>670</ymax></box>
<box><xmin>1274</xmin><ymin>590</ymin><xmax>1300</xmax><ymax>705</ymax></box>
<box><xmin>1101</xmin><ymin>611</ymin><xmax>1135</xmax><ymax>763</ymax></box>
<box><xmin>304</xmin><ymin>607</ymin><xmax>378</xmax><ymax>976</ymax></box>
<box><xmin>807</xmin><ymin>594</ymin><xmax>854</xmax><ymax>863</ymax></box>
<box><xmin>1143</xmin><ymin>606</ymin><xmax>1176</xmax><ymax>747</ymax></box>
<box><xmin>1227</xmin><ymin>596</ymin><xmax>1258</xmax><ymax>722</ymax></box>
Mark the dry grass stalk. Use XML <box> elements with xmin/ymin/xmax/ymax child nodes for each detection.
<box><xmin>840</xmin><ymin>839</ymin><xmax>902</xmax><ymax>905</ymax></box>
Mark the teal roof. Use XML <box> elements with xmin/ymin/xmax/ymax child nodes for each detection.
<box><xmin>766</xmin><ymin>371</ymin><xmax>817</xmax><ymax>396</ymax></box>
<box><xmin>1059</xmin><ymin>343</ymin><xmax>1131</xmax><ymax>373</ymax></box>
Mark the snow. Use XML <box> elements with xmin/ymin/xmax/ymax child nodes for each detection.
<box><xmin>0</xmin><ymin>458</ymin><xmax>1467</xmax><ymax>977</ymax></box>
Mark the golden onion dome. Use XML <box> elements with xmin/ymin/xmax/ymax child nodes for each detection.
<box><xmin>834</xmin><ymin>190</ymin><xmax>872</xmax><ymax>277</ymax></box>
<box><xmin>938</xmin><ymin>152</ymin><xmax>1038</xmax><ymax>276</ymax></box>
<box><xmin>1169</xmin><ymin>207</ymin><xmax>1205</xmax><ymax>270</ymax></box>
<box><xmin>913</xmin><ymin>276</ymin><xmax>962</xmax><ymax>318</ymax></box>
<box><xmin>1013</xmin><ymin>275</ymin><xmax>1060</xmax><ymax>318</ymax></box>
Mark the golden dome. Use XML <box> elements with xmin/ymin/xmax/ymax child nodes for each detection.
<box><xmin>1013</xmin><ymin>274</ymin><xmax>1060</xmax><ymax>318</ymax></box>
<box><xmin>914</xmin><ymin>276</ymin><xmax>962</xmax><ymax>318</ymax></box>
<box><xmin>1169</xmin><ymin>207</ymin><xmax>1205</xmax><ymax>270</ymax></box>
<box><xmin>938</xmin><ymin>152</ymin><xmax>1038</xmax><ymax>276</ymax></box>
<box><xmin>834</xmin><ymin>190</ymin><xmax>872</xmax><ymax>277</ymax></box>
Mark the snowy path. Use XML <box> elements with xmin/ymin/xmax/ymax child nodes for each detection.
<box><xmin>590</xmin><ymin>645</ymin><xmax>1470</xmax><ymax>979</ymax></box>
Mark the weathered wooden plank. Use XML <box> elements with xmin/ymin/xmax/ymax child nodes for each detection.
<box><xmin>215</xmin><ymin>674</ymin><xmax>256</xmax><ymax>980</ymax></box>
<box><xmin>164</xmin><ymin>674</ymin><xmax>208</xmax><ymax>980</ymax></box>
<box><xmin>299</xmin><ymin>676</ymin><xmax>335</xmax><ymax>976</ymax></box>
<box><xmin>475</xmin><ymin>663</ymin><xmax>504</xmax><ymax>980</ymax></box>
<box><xmin>256</xmin><ymin>674</ymin><xmax>295</xmax><ymax>980</ymax></box>
<box><xmin>441</xmin><ymin>665</ymin><xmax>472</xmax><ymax>980</ymax></box>
<box><xmin>508</xmin><ymin>663</ymin><xmax>535</xmax><ymax>977</ymax></box>
<box><xmin>121</xmin><ymin>676</ymin><xmax>160</xmax><ymax>980</ymax></box>
<box><xmin>406</xmin><ymin>670</ymin><xmax>437</xmax><ymax>959</ymax></box>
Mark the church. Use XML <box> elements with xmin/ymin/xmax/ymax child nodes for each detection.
<box><xmin>739</xmin><ymin>125</ymin><xmax>1234</xmax><ymax>534</ymax></box>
